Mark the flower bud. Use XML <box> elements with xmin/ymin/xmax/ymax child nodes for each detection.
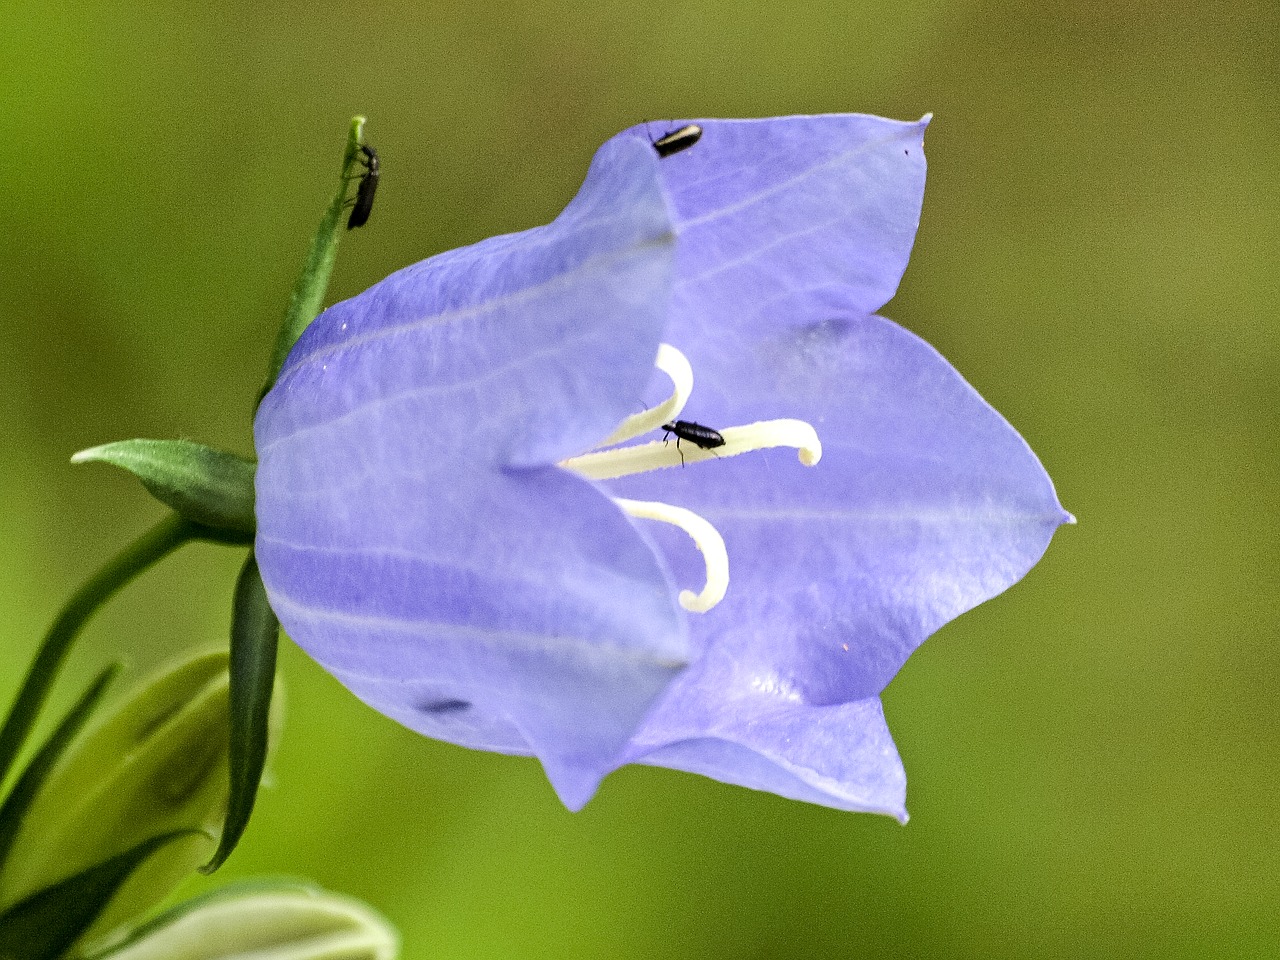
<box><xmin>0</xmin><ymin>651</ymin><xmax>281</xmax><ymax>942</ymax></box>
<box><xmin>85</xmin><ymin>883</ymin><xmax>398</xmax><ymax>960</ymax></box>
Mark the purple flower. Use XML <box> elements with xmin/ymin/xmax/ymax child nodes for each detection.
<box><xmin>254</xmin><ymin>114</ymin><xmax>1071</xmax><ymax>818</ymax></box>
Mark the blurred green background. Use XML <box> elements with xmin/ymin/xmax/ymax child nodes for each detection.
<box><xmin>1</xmin><ymin>0</ymin><xmax>1275</xmax><ymax>956</ymax></box>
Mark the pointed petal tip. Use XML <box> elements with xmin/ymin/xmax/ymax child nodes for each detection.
<box><xmin>559</xmin><ymin>794</ymin><xmax>591</xmax><ymax>813</ymax></box>
<box><xmin>918</xmin><ymin>112</ymin><xmax>933</xmax><ymax>127</ymax></box>
<box><xmin>544</xmin><ymin>761</ymin><xmax>606</xmax><ymax>813</ymax></box>
<box><xmin>826</xmin><ymin>789</ymin><xmax>909</xmax><ymax>822</ymax></box>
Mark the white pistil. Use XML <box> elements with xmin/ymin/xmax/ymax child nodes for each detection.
<box><xmin>614</xmin><ymin>498</ymin><xmax>729</xmax><ymax>613</ymax></box>
<box><xmin>596</xmin><ymin>343</ymin><xmax>693</xmax><ymax>448</ymax></box>
<box><xmin>562</xmin><ymin>418</ymin><xmax>823</xmax><ymax>481</ymax></box>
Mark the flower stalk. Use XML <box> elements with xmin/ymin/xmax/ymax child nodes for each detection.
<box><xmin>0</xmin><ymin>515</ymin><xmax>196</xmax><ymax>788</ymax></box>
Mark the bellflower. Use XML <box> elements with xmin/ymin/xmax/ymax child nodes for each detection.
<box><xmin>254</xmin><ymin>114</ymin><xmax>1070</xmax><ymax>818</ymax></box>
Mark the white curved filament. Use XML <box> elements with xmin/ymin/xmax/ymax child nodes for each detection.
<box><xmin>596</xmin><ymin>343</ymin><xmax>693</xmax><ymax>448</ymax></box>
<box><xmin>614</xmin><ymin>497</ymin><xmax>729</xmax><ymax>613</ymax></box>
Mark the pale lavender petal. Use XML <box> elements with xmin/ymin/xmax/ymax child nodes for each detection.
<box><xmin>604</xmin><ymin>118</ymin><xmax>1067</xmax><ymax>810</ymax></box>
<box><xmin>260</xmin><ymin>134</ymin><xmax>674</xmax><ymax>469</ymax></box>
<box><xmin>620</xmin><ymin>113</ymin><xmax>928</xmax><ymax>335</ymax></box>
<box><xmin>615</xmin><ymin>314</ymin><xmax>1069</xmax><ymax>712</ymax></box>
<box><xmin>255</xmin><ymin>137</ymin><xmax>688</xmax><ymax>809</ymax></box>
<box><xmin>628</xmin><ymin>682</ymin><xmax>907</xmax><ymax>819</ymax></box>
<box><xmin>258</xmin><ymin>461</ymin><xmax>688</xmax><ymax>810</ymax></box>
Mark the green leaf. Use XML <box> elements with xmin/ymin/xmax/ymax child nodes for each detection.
<box><xmin>71</xmin><ymin>440</ymin><xmax>255</xmax><ymax>538</ymax></box>
<box><xmin>261</xmin><ymin>115</ymin><xmax>369</xmax><ymax>399</ymax></box>
<box><xmin>0</xmin><ymin>831</ymin><xmax>196</xmax><ymax>960</ymax></box>
<box><xmin>0</xmin><ymin>652</ymin><xmax>274</xmax><ymax>941</ymax></box>
<box><xmin>0</xmin><ymin>663</ymin><xmax>119</xmax><ymax>874</ymax></box>
<box><xmin>202</xmin><ymin>553</ymin><xmax>279</xmax><ymax>874</ymax></box>
<box><xmin>85</xmin><ymin>880</ymin><xmax>399</xmax><ymax>960</ymax></box>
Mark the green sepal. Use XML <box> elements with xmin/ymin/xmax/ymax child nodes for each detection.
<box><xmin>261</xmin><ymin>115</ymin><xmax>369</xmax><ymax>399</ymax></box>
<box><xmin>202</xmin><ymin>553</ymin><xmax>279</xmax><ymax>874</ymax></box>
<box><xmin>0</xmin><ymin>652</ymin><xmax>275</xmax><ymax>941</ymax></box>
<box><xmin>0</xmin><ymin>663</ymin><xmax>119</xmax><ymax>874</ymax></box>
<box><xmin>84</xmin><ymin>880</ymin><xmax>399</xmax><ymax>960</ymax></box>
<box><xmin>0</xmin><ymin>830</ymin><xmax>198</xmax><ymax>960</ymax></box>
<box><xmin>71</xmin><ymin>440</ymin><xmax>255</xmax><ymax>538</ymax></box>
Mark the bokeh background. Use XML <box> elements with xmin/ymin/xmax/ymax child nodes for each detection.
<box><xmin>1</xmin><ymin>0</ymin><xmax>1275</xmax><ymax>956</ymax></box>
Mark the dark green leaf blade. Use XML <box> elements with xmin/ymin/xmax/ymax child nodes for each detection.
<box><xmin>0</xmin><ymin>831</ymin><xmax>196</xmax><ymax>960</ymax></box>
<box><xmin>71</xmin><ymin>440</ymin><xmax>255</xmax><ymax>537</ymax></box>
<box><xmin>202</xmin><ymin>554</ymin><xmax>278</xmax><ymax>873</ymax></box>
<box><xmin>0</xmin><ymin>664</ymin><xmax>119</xmax><ymax>874</ymax></box>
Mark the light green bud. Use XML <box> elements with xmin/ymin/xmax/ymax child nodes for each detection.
<box><xmin>86</xmin><ymin>882</ymin><xmax>398</xmax><ymax>960</ymax></box>
<box><xmin>0</xmin><ymin>651</ymin><xmax>281</xmax><ymax>943</ymax></box>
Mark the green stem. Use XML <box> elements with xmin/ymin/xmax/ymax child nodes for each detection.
<box><xmin>0</xmin><ymin>515</ymin><xmax>197</xmax><ymax>787</ymax></box>
<box><xmin>260</xmin><ymin>115</ymin><xmax>368</xmax><ymax>400</ymax></box>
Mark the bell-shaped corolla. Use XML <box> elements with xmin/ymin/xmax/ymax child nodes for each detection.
<box><xmin>254</xmin><ymin>114</ymin><xmax>1071</xmax><ymax>818</ymax></box>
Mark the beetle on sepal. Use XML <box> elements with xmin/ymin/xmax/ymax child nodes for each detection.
<box><xmin>346</xmin><ymin>144</ymin><xmax>379</xmax><ymax>230</ymax></box>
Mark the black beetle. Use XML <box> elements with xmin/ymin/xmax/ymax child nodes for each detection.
<box><xmin>652</xmin><ymin>124</ymin><xmax>702</xmax><ymax>158</ymax></box>
<box><xmin>346</xmin><ymin>144</ymin><xmax>379</xmax><ymax>230</ymax></box>
<box><xmin>662</xmin><ymin>419</ymin><xmax>725</xmax><ymax>465</ymax></box>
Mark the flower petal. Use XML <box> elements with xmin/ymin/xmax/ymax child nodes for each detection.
<box><xmin>255</xmin><ymin>136</ymin><xmax>690</xmax><ymax>809</ymax></box>
<box><xmin>257</xmin><ymin>465</ymin><xmax>688</xmax><ymax>810</ymax></box>
<box><xmin>624</xmin><ymin>113</ymin><xmax>929</xmax><ymax>334</ymax></box>
<box><xmin>604</xmin><ymin>119</ymin><xmax>1066</xmax><ymax>810</ymax></box>
<box><xmin>613</xmin><ymin>314</ymin><xmax>1070</xmax><ymax>710</ymax></box>
<box><xmin>259</xmin><ymin>134</ymin><xmax>675</xmax><ymax>469</ymax></box>
<box><xmin>627</xmin><ymin>670</ymin><xmax>907</xmax><ymax>818</ymax></box>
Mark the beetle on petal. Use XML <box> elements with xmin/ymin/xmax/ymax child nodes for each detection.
<box><xmin>254</xmin><ymin>114</ymin><xmax>1071</xmax><ymax>817</ymax></box>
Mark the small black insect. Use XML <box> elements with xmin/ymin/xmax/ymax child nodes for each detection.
<box><xmin>346</xmin><ymin>144</ymin><xmax>380</xmax><ymax>230</ymax></box>
<box><xmin>662</xmin><ymin>419</ymin><xmax>725</xmax><ymax>465</ymax></box>
<box><xmin>652</xmin><ymin>124</ymin><xmax>703</xmax><ymax>158</ymax></box>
